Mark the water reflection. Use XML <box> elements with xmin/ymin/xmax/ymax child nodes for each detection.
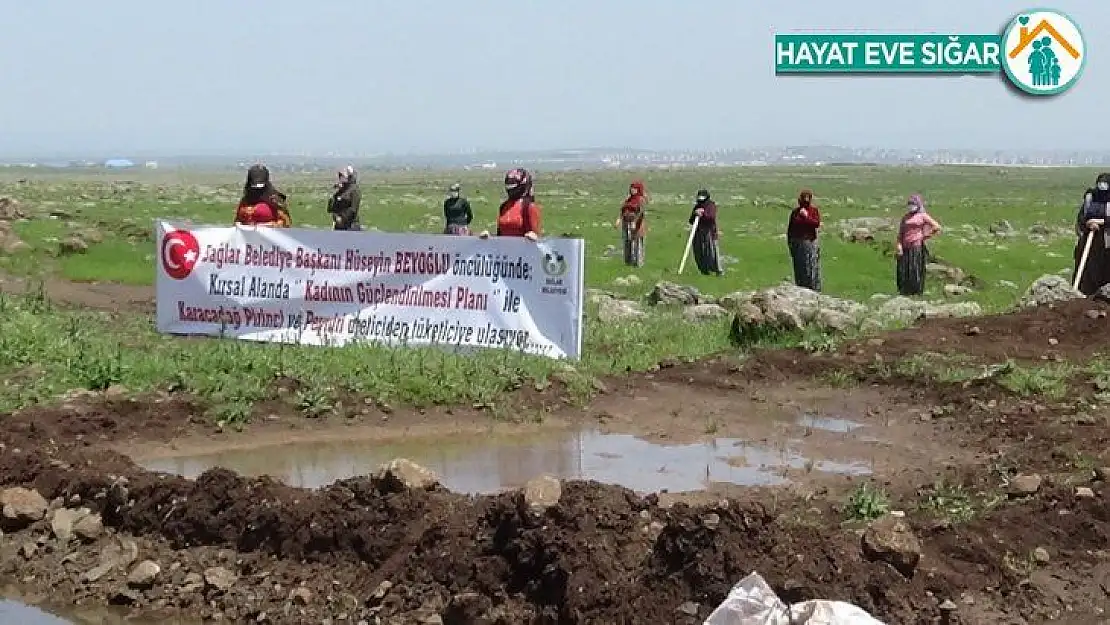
<box><xmin>143</xmin><ymin>429</ymin><xmax>872</xmax><ymax>494</ymax></box>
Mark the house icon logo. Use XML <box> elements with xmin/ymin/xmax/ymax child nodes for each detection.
<box><xmin>1001</xmin><ymin>9</ymin><xmax>1086</xmax><ymax>96</ymax></box>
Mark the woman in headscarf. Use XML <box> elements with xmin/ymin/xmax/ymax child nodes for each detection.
<box><xmin>327</xmin><ymin>165</ymin><xmax>362</xmax><ymax>231</ymax></box>
<box><xmin>1073</xmin><ymin>173</ymin><xmax>1110</xmax><ymax>295</ymax></box>
<box><xmin>234</xmin><ymin>164</ymin><xmax>292</xmax><ymax>227</ymax></box>
<box><xmin>443</xmin><ymin>182</ymin><xmax>473</xmax><ymax>235</ymax></box>
<box><xmin>479</xmin><ymin>168</ymin><xmax>542</xmax><ymax>241</ymax></box>
<box><xmin>895</xmin><ymin>193</ymin><xmax>942</xmax><ymax>295</ymax></box>
<box><xmin>688</xmin><ymin>189</ymin><xmax>722</xmax><ymax>276</ymax></box>
<box><xmin>787</xmin><ymin>189</ymin><xmax>822</xmax><ymax>291</ymax></box>
<box><xmin>616</xmin><ymin>180</ymin><xmax>648</xmax><ymax>266</ymax></box>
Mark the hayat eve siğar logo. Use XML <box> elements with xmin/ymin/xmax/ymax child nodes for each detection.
<box><xmin>1001</xmin><ymin>9</ymin><xmax>1086</xmax><ymax>96</ymax></box>
<box><xmin>161</xmin><ymin>229</ymin><xmax>200</xmax><ymax>280</ymax></box>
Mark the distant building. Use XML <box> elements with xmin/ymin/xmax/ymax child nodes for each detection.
<box><xmin>104</xmin><ymin>159</ymin><xmax>135</xmax><ymax>168</ymax></box>
<box><xmin>144</xmin><ymin>161</ymin><xmax>158</xmax><ymax>169</ymax></box>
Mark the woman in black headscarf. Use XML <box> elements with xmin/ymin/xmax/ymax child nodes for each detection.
<box><xmin>235</xmin><ymin>164</ymin><xmax>292</xmax><ymax>227</ymax></box>
<box><xmin>1073</xmin><ymin>173</ymin><xmax>1110</xmax><ymax>295</ymax></box>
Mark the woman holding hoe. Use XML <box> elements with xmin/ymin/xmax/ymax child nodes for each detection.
<box><xmin>1073</xmin><ymin>173</ymin><xmax>1110</xmax><ymax>295</ymax></box>
<box><xmin>895</xmin><ymin>193</ymin><xmax>941</xmax><ymax>295</ymax></box>
<box><xmin>688</xmin><ymin>189</ymin><xmax>722</xmax><ymax>276</ymax></box>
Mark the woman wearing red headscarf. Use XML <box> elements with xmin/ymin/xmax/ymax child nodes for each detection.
<box><xmin>479</xmin><ymin>168</ymin><xmax>542</xmax><ymax>241</ymax></box>
<box><xmin>616</xmin><ymin>180</ymin><xmax>648</xmax><ymax>266</ymax></box>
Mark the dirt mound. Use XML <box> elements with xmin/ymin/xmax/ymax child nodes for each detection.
<box><xmin>2</xmin><ymin>444</ymin><xmax>1108</xmax><ymax>623</ymax></box>
<box><xmin>0</xmin><ymin>394</ymin><xmax>203</xmax><ymax>448</ymax></box>
<box><xmin>0</xmin><ymin>299</ymin><xmax>1109</xmax><ymax>621</ymax></box>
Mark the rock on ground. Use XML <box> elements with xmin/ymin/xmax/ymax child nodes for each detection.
<box><xmin>374</xmin><ymin>458</ymin><xmax>439</xmax><ymax>492</ymax></box>
<box><xmin>597</xmin><ymin>296</ymin><xmax>645</xmax><ymax>322</ymax></box>
<box><xmin>127</xmin><ymin>560</ymin><xmax>161</xmax><ymax>588</ymax></box>
<box><xmin>837</xmin><ymin>217</ymin><xmax>895</xmax><ymax>242</ymax></box>
<box><xmin>648</xmin><ymin>281</ymin><xmax>700</xmax><ymax>306</ymax></box>
<box><xmin>682</xmin><ymin>303</ymin><xmax>729</xmax><ymax>323</ymax></box>
<box><xmin>1</xmin><ymin>487</ymin><xmax>48</xmax><ymax>529</ymax></box>
<box><xmin>720</xmin><ymin>283</ymin><xmax>983</xmax><ymax>338</ymax></box>
<box><xmin>523</xmin><ymin>475</ymin><xmax>562</xmax><ymax>511</ymax></box>
<box><xmin>861</xmin><ymin>515</ymin><xmax>922</xmax><ymax>577</ymax></box>
<box><xmin>1019</xmin><ymin>275</ymin><xmax>1084</xmax><ymax>309</ymax></box>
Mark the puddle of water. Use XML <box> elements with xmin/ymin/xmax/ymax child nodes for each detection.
<box><xmin>796</xmin><ymin>413</ymin><xmax>865</xmax><ymax>433</ymax></box>
<box><xmin>142</xmin><ymin>430</ymin><xmax>872</xmax><ymax>494</ymax></box>
<box><xmin>0</xmin><ymin>599</ymin><xmax>178</xmax><ymax>625</ymax></box>
<box><xmin>0</xmin><ymin>601</ymin><xmax>70</xmax><ymax>625</ymax></box>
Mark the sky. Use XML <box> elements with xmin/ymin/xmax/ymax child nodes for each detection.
<box><xmin>0</xmin><ymin>0</ymin><xmax>1104</xmax><ymax>157</ymax></box>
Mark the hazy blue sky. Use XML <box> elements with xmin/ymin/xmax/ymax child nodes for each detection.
<box><xmin>0</xmin><ymin>0</ymin><xmax>1103</xmax><ymax>156</ymax></box>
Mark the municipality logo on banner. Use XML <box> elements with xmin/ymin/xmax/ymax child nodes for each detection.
<box><xmin>775</xmin><ymin>8</ymin><xmax>1086</xmax><ymax>96</ymax></box>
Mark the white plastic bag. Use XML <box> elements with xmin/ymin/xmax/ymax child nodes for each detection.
<box><xmin>703</xmin><ymin>572</ymin><xmax>885</xmax><ymax>625</ymax></box>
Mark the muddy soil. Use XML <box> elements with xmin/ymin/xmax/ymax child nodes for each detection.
<box><xmin>0</xmin><ymin>274</ymin><xmax>155</xmax><ymax>314</ymax></box>
<box><xmin>0</xmin><ymin>293</ymin><xmax>1109</xmax><ymax>623</ymax></box>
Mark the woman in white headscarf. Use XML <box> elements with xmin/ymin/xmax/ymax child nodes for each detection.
<box><xmin>328</xmin><ymin>165</ymin><xmax>362</xmax><ymax>231</ymax></box>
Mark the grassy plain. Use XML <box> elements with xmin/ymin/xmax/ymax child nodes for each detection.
<box><xmin>0</xmin><ymin>165</ymin><xmax>1094</xmax><ymax>419</ymax></box>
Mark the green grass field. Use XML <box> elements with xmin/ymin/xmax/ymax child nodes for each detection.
<box><xmin>0</xmin><ymin>165</ymin><xmax>1094</xmax><ymax>419</ymax></box>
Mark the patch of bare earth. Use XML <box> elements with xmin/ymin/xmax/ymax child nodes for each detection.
<box><xmin>0</xmin><ymin>286</ymin><xmax>1107</xmax><ymax>622</ymax></box>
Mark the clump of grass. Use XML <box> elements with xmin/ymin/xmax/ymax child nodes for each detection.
<box><xmin>845</xmin><ymin>481</ymin><xmax>891</xmax><ymax>522</ymax></box>
<box><xmin>997</xmin><ymin>361</ymin><xmax>1075</xmax><ymax>400</ymax></box>
<box><xmin>818</xmin><ymin>368</ymin><xmax>858</xmax><ymax>388</ymax></box>
<box><xmin>920</xmin><ymin>480</ymin><xmax>980</xmax><ymax>524</ymax></box>
<box><xmin>893</xmin><ymin>352</ymin><xmax>980</xmax><ymax>383</ymax></box>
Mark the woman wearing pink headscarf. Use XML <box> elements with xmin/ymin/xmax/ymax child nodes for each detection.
<box><xmin>895</xmin><ymin>194</ymin><xmax>942</xmax><ymax>295</ymax></box>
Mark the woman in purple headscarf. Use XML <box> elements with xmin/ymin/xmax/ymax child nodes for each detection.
<box><xmin>895</xmin><ymin>194</ymin><xmax>942</xmax><ymax>296</ymax></box>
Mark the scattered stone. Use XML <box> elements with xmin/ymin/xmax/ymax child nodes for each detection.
<box><xmin>682</xmin><ymin>303</ymin><xmax>729</xmax><ymax>323</ymax></box>
<box><xmin>522</xmin><ymin>475</ymin><xmax>562</xmax><ymax>511</ymax></box>
<box><xmin>611</xmin><ymin>275</ymin><xmax>641</xmax><ymax>288</ymax></box>
<box><xmin>1075</xmin><ymin>486</ymin><xmax>1096</xmax><ymax>499</ymax></box>
<box><xmin>20</xmin><ymin>542</ymin><xmax>36</xmax><ymax>559</ymax></box>
<box><xmin>861</xmin><ymin>515</ymin><xmax>922</xmax><ymax>576</ymax></box>
<box><xmin>1018</xmin><ymin>275</ymin><xmax>1084</xmax><ymax>309</ymax></box>
<box><xmin>929</xmin><ymin>263</ymin><xmax>966</xmax><ymax>283</ymax></box>
<box><xmin>370</xmin><ymin>580</ymin><xmax>393</xmax><ymax>601</ymax></box>
<box><xmin>289</xmin><ymin>586</ymin><xmax>313</xmax><ymax>605</ymax></box>
<box><xmin>848</xmin><ymin>227</ymin><xmax>874</xmax><ymax>242</ymax></box>
<box><xmin>837</xmin><ymin>217</ymin><xmax>895</xmax><ymax>242</ymax></box>
<box><xmin>943</xmin><ymin>284</ymin><xmax>972</xmax><ymax>297</ymax></box>
<box><xmin>0</xmin><ymin>487</ymin><xmax>48</xmax><ymax>529</ymax></box>
<box><xmin>597</xmin><ymin>296</ymin><xmax>645</xmax><ymax>322</ymax></box>
<box><xmin>100</xmin><ymin>537</ymin><xmax>139</xmax><ymax>570</ymax></box>
<box><xmin>1032</xmin><ymin>547</ymin><xmax>1051</xmax><ymax>564</ymax></box>
<box><xmin>127</xmin><ymin>560</ymin><xmax>161</xmax><ymax>588</ymax></box>
<box><xmin>374</xmin><ymin>459</ymin><xmax>439</xmax><ymax>492</ymax></box>
<box><xmin>989</xmin><ymin>220</ymin><xmax>1015</xmax><ymax>236</ymax></box>
<box><xmin>1094</xmin><ymin>467</ymin><xmax>1110</xmax><ymax>482</ymax></box>
<box><xmin>50</xmin><ymin>507</ymin><xmax>87</xmax><ymax>542</ymax></box>
<box><xmin>676</xmin><ymin>602</ymin><xmax>700</xmax><ymax>616</ymax></box>
<box><xmin>83</xmin><ymin>562</ymin><xmax>114</xmax><ymax>583</ymax></box>
<box><xmin>965</xmin><ymin>326</ymin><xmax>982</xmax><ymax>336</ymax></box>
<box><xmin>58</xmin><ymin>236</ymin><xmax>89</xmax><ymax>255</ymax></box>
<box><xmin>181</xmin><ymin>572</ymin><xmax>204</xmax><ymax>593</ymax></box>
<box><xmin>73</xmin><ymin>512</ymin><xmax>104</xmax><ymax>542</ymax></box>
<box><xmin>1008</xmin><ymin>474</ymin><xmax>1043</xmax><ymax>497</ymax></box>
<box><xmin>204</xmin><ymin>566</ymin><xmax>238</xmax><ymax>592</ymax></box>
<box><xmin>648</xmin><ymin>281</ymin><xmax>700</xmax><ymax>306</ymax></box>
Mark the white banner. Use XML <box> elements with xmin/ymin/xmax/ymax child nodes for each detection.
<box><xmin>154</xmin><ymin>222</ymin><xmax>585</xmax><ymax>360</ymax></box>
